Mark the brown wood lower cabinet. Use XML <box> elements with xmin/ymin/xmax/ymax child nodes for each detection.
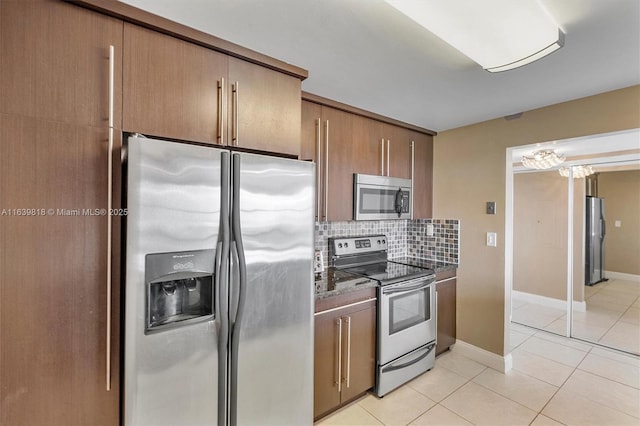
<box><xmin>314</xmin><ymin>291</ymin><xmax>376</xmax><ymax>420</ymax></box>
<box><xmin>436</xmin><ymin>269</ymin><xmax>457</xmax><ymax>356</ymax></box>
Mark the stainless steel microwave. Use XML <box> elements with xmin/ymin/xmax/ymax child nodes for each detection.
<box><xmin>353</xmin><ymin>174</ymin><xmax>411</xmax><ymax>220</ymax></box>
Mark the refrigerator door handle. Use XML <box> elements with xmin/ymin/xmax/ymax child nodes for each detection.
<box><xmin>601</xmin><ymin>219</ymin><xmax>606</xmax><ymax>238</ymax></box>
<box><xmin>217</xmin><ymin>151</ymin><xmax>231</xmax><ymax>426</ymax></box>
<box><xmin>230</xmin><ymin>153</ymin><xmax>248</xmax><ymax>426</ymax></box>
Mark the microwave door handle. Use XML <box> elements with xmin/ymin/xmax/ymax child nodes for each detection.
<box><xmin>395</xmin><ymin>188</ymin><xmax>403</xmax><ymax>217</ymax></box>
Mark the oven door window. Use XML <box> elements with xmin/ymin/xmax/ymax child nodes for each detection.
<box><xmin>389</xmin><ymin>288</ymin><xmax>430</xmax><ymax>335</ymax></box>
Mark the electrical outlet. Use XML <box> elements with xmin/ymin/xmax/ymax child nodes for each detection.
<box><xmin>426</xmin><ymin>224</ymin><xmax>434</xmax><ymax>237</ymax></box>
<box><xmin>314</xmin><ymin>250</ymin><xmax>324</xmax><ymax>273</ymax></box>
<box><xmin>486</xmin><ymin>232</ymin><xmax>497</xmax><ymax>247</ymax></box>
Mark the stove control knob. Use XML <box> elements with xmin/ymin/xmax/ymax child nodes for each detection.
<box><xmin>338</xmin><ymin>243</ymin><xmax>343</xmax><ymax>248</ymax></box>
<box><xmin>382</xmin><ymin>239</ymin><xmax>386</xmax><ymax>244</ymax></box>
<box><xmin>344</xmin><ymin>242</ymin><xmax>348</xmax><ymax>248</ymax></box>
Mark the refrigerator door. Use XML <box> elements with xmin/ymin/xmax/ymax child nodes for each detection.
<box><xmin>229</xmin><ymin>152</ymin><xmax>315</xmax><ymax>425</ymax></box>
<box><xmin>125</xmin><ymin>136</ymin><xmax>222</xmax><ymax>426</ymax></box>
<box><xmin>585</xmin><ymin>197</ymin><xmax>605</xmax><ymax>285</ymax></box>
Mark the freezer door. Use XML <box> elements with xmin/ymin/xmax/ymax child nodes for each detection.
<box><xmin>229</xmin><ymin>152</ymin><xmax>315</xmax><ymax>425</ymax></box>
<box><xmin>125</xmin><ymin>136</ymin><xmax>222</xmax><ymax>426</ymax></box>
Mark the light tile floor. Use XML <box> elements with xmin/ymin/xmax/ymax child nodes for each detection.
<box><xmin>316</xmin><ymin>325</ymin><xmax>640</xmax><ymax>426</ymax></box>
<box><xmin>512</xmin><ymin>278</ymin><xmax>640</xmax><ymax>354</ymax></box>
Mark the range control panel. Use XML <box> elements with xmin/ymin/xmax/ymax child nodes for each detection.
<box><xmin>330</xmin><ymin>235</ymin><xmax>388</xmax><ymax>257</ymax></box>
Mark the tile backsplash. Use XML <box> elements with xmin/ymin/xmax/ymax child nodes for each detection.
<box><xmin>315</xmin><ymin>219</ymin><xmax>459</xmax><ymax>268</ymax></box>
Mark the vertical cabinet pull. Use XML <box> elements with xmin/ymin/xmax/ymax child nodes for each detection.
<box><xmin>315</xmin><ymin>118</ymin><xmax>321</xmax><ymax>220</ymax></box>
<box><xmin>380</xmin><ymin>138</ymin><xmax>385</xmax><ymax>176</ymax></box>
<box><xmin>345</xmin><ymin>316</ymin><xmax>351</xmax><ymax>388</ymax></box>
<box><xmin>232</xmin><ymin>81</ymin><xmax>239</xmax><ymax>146</ymax></box>
<box><xmin>106</xmin><ymin>45</ymin><xmax>115</xmax><ymax>392</ymax></box>
<box><xmin>411</xmin><ymin>141</ymin><xmax>415</xmax><ymax>219</ymax></box>
<box><xmin>217</xmin><ymin>78</ymin><xmax>225</xmax><ymax>145</ymax></box>
<box><xmin>386</xmin><ymin>139</ymin><xmax>390</xmax><ymax>176</ymax></box>
<box><xmin>336</xmin><ymin>318</ymin><xmax>342</xmax><ymax>392</ymax></box>
<box><xmin>435</xmin><ymin>291</ymin><xmax>439</xmax><ymax>345</ymax></box>
<box><xmin>324</xmin><ymin>120</ymin><xmax>329</xmax><ymax>220</ymax></box>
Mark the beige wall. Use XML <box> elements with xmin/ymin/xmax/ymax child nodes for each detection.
<box><xmin>513</xmin><ymin>171</ymin><xmax>585</xmax><ymax>302</ymax></box>
<box><xmin>599</xmin><ymin>170</ymin><xmax>640</xmax><ymax>275</ymax></box>
<box><xmin>433</xmin><ymin>85</ymin><xmax>640</xmax><ymax>356</ymax></box>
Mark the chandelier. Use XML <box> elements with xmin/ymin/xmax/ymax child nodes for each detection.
<box><xmin>558</xmin><ymin>165</ymin><xmax>594</xmax><ymax>178</ymax></box>
<box><xmin>521</xmin><ymin>149</ymin><xmax>565</xmax><ymax>169</ymax></box>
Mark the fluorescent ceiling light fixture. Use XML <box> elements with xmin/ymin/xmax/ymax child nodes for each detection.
<box><xmin>521</xmin><ymin>149</ymin><xmax>565</xmax><ymax>169</ymax></box>
<box><xmin>385</xmin><ymin>0</ymin><xmax>564</xmax><ymax>72</ymax></box>
<box><xmin>559</xmin><ymin>165</ymin><xmax>595</xmax><ymax>178</ymax></box>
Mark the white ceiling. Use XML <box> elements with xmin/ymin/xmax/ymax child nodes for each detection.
<box><xmin>118</xmin><ymin>0</ymin><xmax>640</xmax><ymax>133</ymax></box>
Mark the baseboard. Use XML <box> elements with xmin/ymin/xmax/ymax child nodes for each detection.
<box><xmin>450</xmin><ymin>340</ymin><xmax>512</xmax><ymax>373</ymax></box>
<box><xmin>513</xmin><ymin>290</ymin><xmax>586</xmax><ymax>313</ymax></box>
<box><xmin>605</xmin><ymin>271</ymin><xmax>640</xmax><ymax>282</ymax></box>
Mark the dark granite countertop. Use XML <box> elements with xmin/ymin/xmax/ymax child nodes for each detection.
<box><xmin>314</xmin><ymin>267</ymin><xmax>378</xmax><ymax>300</ymax></box>
<box><xmin>390</xmin><ymin>257</ymin><xmax>458</xmax><ymax>273</ymax></box>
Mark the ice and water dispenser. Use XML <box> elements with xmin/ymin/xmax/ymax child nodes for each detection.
<box><xmin>145</xmin><ymin>249</ymin><xmax>214</xmax><ymax>334</ymax></box>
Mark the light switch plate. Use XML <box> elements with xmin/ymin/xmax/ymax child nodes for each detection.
<box><xmin>486</xmin><ymin>232</ymin><xmax>497</xmax><ymax>247</ymax></box>
<box><xmin>486</xmin><ymin>201</ymin><xmax>496</xmax><ymax>215</ymax></box>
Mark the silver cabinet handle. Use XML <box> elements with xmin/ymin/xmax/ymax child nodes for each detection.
<box><xmin>324</xmin><ymin>120</ymin><xmax>329</xmax><ymax>220</ymax></box>
<box><xmin>380</xmin><ymin>138</ymin><xmax>385</xmax><ymax>176</ymax></box>
<box><xmin>217</xmin><ymin>77</ymin><xmax>225</xmax><ymax>145</ymax></box>
<box><xmin>345</xmin><ymin>316</ymin><xmax>351</xmax><ymax>388</ymax></box>
<box><xmin>336</xmin><ymin>317</ymin><xmax>342</xmax><ymax>392</ymax></box>
<box><xmin>106</xmin><ymin>44</ymin><xmax>114</xmax><ymax>392</ymax></box>
<box><xmin>232</xmin><ymin>81</ymin><xmax>239</xmax><ymax>146</ymax></box>
<box><xmin>435</xmin><ymin>290</ymin><xmax>439</xmax><ymax>346</ymax></box>
<box><xmin>386</xmin><ymin>139</ymin><xmax>390</xmax><ymax>176</ymax></box>
<box><xmin>411</xmin><ymin>140</ymin><xmax>415</xmax><ymax>219</ymax></box>
<box><xmin>315</xmin><ymin>118</ymin><xmax>321</xmax><ymax>220</ymax></box>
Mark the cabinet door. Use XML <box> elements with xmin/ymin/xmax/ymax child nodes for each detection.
<box><xmin>323</xmin><ymin>106</ymin><xmax>354</xmax><ymax>221</ymax></box>
<box><xmin>123</xmin><ymin>23</ymin><xmax>227</xmax><ymax>144</ymax></box>
<box><xmin>228</xmin><ymin>57</ymin><xmax>301</xmax><ymax>156</ymax></box>
<box><xmin>0</xmin><ymin>0</ymin><xmax>123</xmax><ymax>128</ymax></box>
<box><xmin>436</xmin><ymin>278</ymin><xmax>457</xmax><ymax>356</ymax></box>
<box><xmin>301</xmin><ymin>101</ymin><xmax>323</xmax><ymax>220</ymax></box>
<box><xmin>352</xmin><ymin>115</ymin><xmax>383</xmax><ymax>176</ymax></box>
<box><xmin>384</xmin><ymin>124</ymin><xmax>412</xmax><ymax>179</ymax></box>
<box><xmin>314</xmin><ymin>312</ymin><xmax>342</xmax><ymax>419</ymax></box>
<box><xmin>0</xmin><ymin>115</ymin><xmax>120</xmax><ymax>426</ymax></box>
<box><xmin>412</xmin><ymin>131</ymin><xmax>434</xmax><ymax>218</ymax></box>
<box><xmin>339</xmin><ymin>305</ymin><xmax>376</xmax><ymax>402</ymax></box>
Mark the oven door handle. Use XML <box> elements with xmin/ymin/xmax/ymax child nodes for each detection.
<box><xmin>383</xmin><ymin>280</ymin><xmax>432</xmax><ymax>295</ymax></box>
<box><xmin>380</xmin><ymin>342</ymin><xmax>436</xmax><ymax>373</ymax></box>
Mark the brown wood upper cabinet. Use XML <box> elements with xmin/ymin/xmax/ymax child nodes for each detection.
<box><xmin>301</xmin><ymin>101</ymin><xmax>354</xmax><ymax>221</ymax></box>
<box><xmin>124</xmin><ymin>25</ymin><xmax>301</xmax><ymax>156</ymax></box>
<box><xmin>411</xmin><ymin>130</ymin><xmax>434</xmax><ymax>219</ymax></box>
<box><xmin>0</xmin><ymin>0</ymin><xmax>123</xmax><ymax>128</ymax></box>
<box><xmin>302</xmin><ymin>98</ymin><xmax>434</xmax><ymax>221</ymax></box>
<box><xmin>382</xmin><ymin>124</ymin><xmax>412</xmax><ymax>179</ymax></box>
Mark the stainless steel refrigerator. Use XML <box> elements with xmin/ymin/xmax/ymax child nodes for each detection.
<box><xmin>585</xmin><ymin>196</ymin><xmax>606</xmax><ymax>286</ymax></box>
<box><xmin>123</xmin><ymin>135</ymin><xmax>315</xmax><ymax>425</ymax></box>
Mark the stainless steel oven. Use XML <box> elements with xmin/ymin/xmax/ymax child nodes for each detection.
<box><xmin>377</xmin><ymin>276</ymin><xmax>436</xmax><ymax>396</ymax></box>
<box><xmin>330</xmin><ymin>235</ymin><xmax>436</xmax><ymax>397</ymax></box>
